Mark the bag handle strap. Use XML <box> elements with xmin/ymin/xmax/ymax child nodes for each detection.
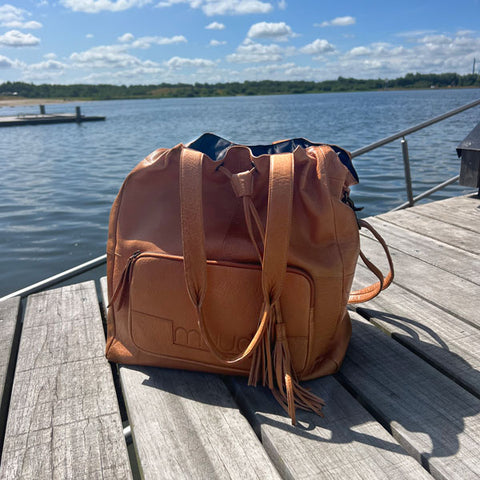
<box><xmin>348</xmin><ymin>219</ymin><xmax>394</xmax><ymax>304</ymax></box>
<box><xmin>180</xmin><ymin>148</ymin><xmax>294</xmax><ymax>364</ymax></box>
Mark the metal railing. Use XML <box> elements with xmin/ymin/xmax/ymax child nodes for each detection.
<box><xmin>350</xmin><ymin>97</ymin><xmax>480</xmax><ymax>210</ymax></box>
<box><xmin>1</xmin><ymin>97</ymin><xmax>480</xmax><ymax>302</ymax></box>
<box><xmin>0</xmin><ymin>255</ymin><xmax>107</xmax><ymax>302</ymax></box>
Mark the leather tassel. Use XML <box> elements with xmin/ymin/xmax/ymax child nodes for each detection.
<box><xmin>248</xmin><ymin>303</ymin><xmax>325</xmax><ymax>425</ymax></box>
<box><xmin>271</xmin><ymin>320</ymin><xmax>325</xmax><ymax>424</ymax></box>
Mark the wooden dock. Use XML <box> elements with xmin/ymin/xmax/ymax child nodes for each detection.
<box><xmin>0</xmin><ymin>193</ymin><xmax>478</xmax><ymax>479</ymax></box>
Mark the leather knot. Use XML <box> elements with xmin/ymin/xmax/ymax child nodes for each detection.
<box><xmin>230</xmin><ymin>169</ymin><xmax>255</xmax><ymax>197</ymax></box>
<box><xmin>219</xmin><ymin>166</ymin><xmax>255</xmax><ymax>198</ymax></box>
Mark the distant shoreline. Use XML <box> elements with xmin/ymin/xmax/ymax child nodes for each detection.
<box><xmin>1</xmin><ymin>84</ymin><xmax>479</xmax><ymax>108</ymax></box>
<box><xmin>1</xmin><ymin>73</ymin><xmax>479</xmax><ymax>105</ymax></box>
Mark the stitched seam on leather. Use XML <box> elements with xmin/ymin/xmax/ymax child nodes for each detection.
<box><xmin>320</xmin><ymin>145</ymin><xmax>347</xmax><ymax>346</ymax></box>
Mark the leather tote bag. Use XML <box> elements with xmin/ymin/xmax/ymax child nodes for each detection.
<box><xmin>106</xmin><ymin>133</ymin><xmax>393</xmax><ymax>424</ymax></box>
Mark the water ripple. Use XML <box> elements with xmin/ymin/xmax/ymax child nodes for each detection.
<box><xmin>1</xmin><ymin>89</ymin><xmax>479</xmax><ymax>295</ymax></box>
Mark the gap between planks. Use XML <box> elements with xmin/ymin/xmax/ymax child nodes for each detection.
<box><xmin>0</xmin><ymin>297</ymin><xmax>23</xmax><ymax>463</ymax></box>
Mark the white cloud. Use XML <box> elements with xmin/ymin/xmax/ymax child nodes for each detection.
<box><xmin>131</xmin><ymin>35</ymin><xmax>187</xmax><ymax>48</ymax></box>
<box><xmin>205</xmin><ymin>21</ymin><xmax>225</xmax><ymax>30</ymax></box>
<box><xmin>395</xmin><ymin>30</ymin><xmax>436</xmax><ymax>39</ymax></box>
<box><xmin>244</xmin><ymin>62</ymin><xmax>322</xmax><ymax>80</ymax></box>
<box><xmin>0</xmin><ymin>54</ymin><xmax>16</xmax><ymax>68</ymax></box>
<box><xmin>418</xmin><ymin>34</ymin><xmax>452</xmax><ymax>46</ymax></box>
<box><xmin>70</xmin><ymin>45</ymin><xmax>159</xmax><ymax>69</ymax></box>
<box><xmin>332</xmin><ymin>33</ymin><xmax>480</xmax><ymax>79</ymax></box>
<box><xmin>278</xmin><ymin>0</ymin><xmax>286</xmax><ymax>9</ymax></box>
<box><xmin>209</xmin><ymin>39</ymin><xmax>226</xmax><ymax>46</ymax></box>
<box><xmin>227</xmin><ymin>40</ymin><xmax>292</xmax><ymax>63</ymax></box>
<box><xmin>78</xmin><ymin>64</ymin><xmax>164</xmax><ymax>83</ymax></box>
<box><xmin>0</xmin><ymin>5</ymin><xmax>42</xmax><ymax>29</ymax></box>
<box><xmin>117</xmin><ymin>33</ymin><xmax>187</xmax><ymax>48</ymax></box>
<box><xmin>28</xmin><ymin>59</ymin><xmax>68</xmax><ymax>71</ymax></box>
<box><xmin>86</xmin><ymin>33</ymin><xmax>94</xmax><ymax>39</ymax></box>
<box><xmin>4</xmin><ymin>20</ymin><xmax>42</xmax><ymax>29</ymax></box>
<box><xmin>203</xmin><ymin>0</ymin><xmax>272</xmax><ymax>15</ymax></box>
<box><xmin>157</xmin><ymin>0</ymin><xmax>273</xmax><ymax>15</ymax></box>
<box><xmin>317</xmin><ymin>16</ymin><xmax>356</xmax><ymax>27</ymax></box>
<box><xmin>0</xmin><ymin>55</ymin><xmax>58</xmax><ymax>77</ymax></box>
<box><xmin>0</xmin><ymin>30</ymin><xmax>40</xmax><ymax>47</ymax></box>
<box><xmin>60</xmin><ymin>0</ymin><xmax>151</xmax><ymax>13</ymax></box>
<box><xmin>118</xmin><ymin>32</ymin><xmax>135</xmax><ymax>43</ymax></box>
<box><xmin>247</xmin><ymin>21</ymin><xmax>295</xmax><ymax>42</ymax></box>
<box><xmin>156</xmin><ymin>0</ymin><xmax>192</xmax><ymax>7</ymax></box>
<box><xmin>165</xmin><ymin>56</ymin><xmax>216</xmax><ymax>69</ymax></box>
<box><xmin>300</xmin><ymin>39</ymin><xmax>335</xmax><ymax>55</ymax></box>
<box><xmin>456</xmin><ymin>29</ymin><xmax>475</xmax><ymax>36</ymax></box>
<box><xmin>348</xmin><ymin>46</ymin><xmax>370</xmax><ymax>57</ymax></box>
<box><xmin>0</xmin><ymin>5</ymin><xmax>23</xmax><ymax>23</ymax></box>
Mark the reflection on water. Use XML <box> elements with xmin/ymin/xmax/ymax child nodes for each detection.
<box><xmin>1</xmin><ymin>89</ymin><xmax>479</xmax><ymax>295</ymax></box>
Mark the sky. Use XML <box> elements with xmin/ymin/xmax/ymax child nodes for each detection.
<box><xmin>0</xmin><ymin>0</ymin><xmax>479</xmax><ymax>85</ymax></box>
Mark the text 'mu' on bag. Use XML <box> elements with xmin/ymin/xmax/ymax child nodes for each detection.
<box><xmin>106</xmin><ymin>133</ymin><xmax>394</xmax><ymax>424</ymax></box>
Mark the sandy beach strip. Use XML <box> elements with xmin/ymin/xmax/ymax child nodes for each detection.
<box><xmin>0</xmin><ymin>97</ymin><xmax>77</xmax><ymax>108</ymax></box>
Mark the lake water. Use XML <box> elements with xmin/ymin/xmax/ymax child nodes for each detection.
<box><xmin>1</xmin><ymin>88</ymin><xmax>479</xmax><ymax>297</ymax></box>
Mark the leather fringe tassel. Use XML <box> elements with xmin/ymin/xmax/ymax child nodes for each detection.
<box><xmin>248</xmin><ymin>303</ymin><xmax>325</xmax><ymax>425</ymax></box>
<box><xmin>221</xmin><ymin>165</ymin><xmax>325</xmax><ymax>425</ymax></box>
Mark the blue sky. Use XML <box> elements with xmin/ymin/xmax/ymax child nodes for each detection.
<box><xmin>0</xmin><ymin>0</ymin><xmax>479</xmax><ymax>85</ymax></box>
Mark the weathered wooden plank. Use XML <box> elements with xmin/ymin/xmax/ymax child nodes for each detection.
<box><xmin>419</xmin><ymin>193</ymin><xmax>479</xmax><ymax>210</ymax></box>
<box><xmin>363</xmin><ymin>217</ymin><xmax>480</xmax><ymax>285</ymax></box>
<box><xmin>376</xmin><ymin>209</ymin><xmax>480</xmax><ymax>255</ymax></box>
<box><xmin>0</xmin><ymin>282</ymin><xmax>132</xmax><ymax>480</ymax></box>
<box><xmin>353</xmin><ymin>266</ymin><xmax>480</xmax><ymax>398</ymax></box>
<box><xmin>357</xmin><ymin>232</ymin><xmax>480</xmax><ymax>327</ymax></box>
<box><xmin>408</xmin><ymin>195</ymin><xmax>480</xmax><ymax>233</ymax></box>
<box><xmin>338</xmin><ymin>311</ymin><xmax>480</xmax><ymax>480</ymax></box>
<box><xmin>120</xmin><ymin>366</ymin><xmax>281</xmax><ymax>479</ymax></box>
<box><xmin>0</xmin><ymin>297</ymin><xmax>21</xmax><ymax>451</ymax></box>
<box><xmin>100</xmin><ymin>277</ymin><xmax>281</xmax><ymax>480</ymax></box>
<box><xmin>228</xmin><ymin>375</ymin><xmax>432</xmax><ymax>479</ymax></box>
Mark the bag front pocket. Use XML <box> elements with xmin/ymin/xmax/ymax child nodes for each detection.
<box><xmin>128</xmin><ymin>252</ymin><xmax>313</xmax><ymax>373</ymax></box>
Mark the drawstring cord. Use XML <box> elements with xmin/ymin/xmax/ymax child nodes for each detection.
<box><xmin>219</xmin><ymin>165</ymin><xmax>324</xmax><ymax>425</ymax></box>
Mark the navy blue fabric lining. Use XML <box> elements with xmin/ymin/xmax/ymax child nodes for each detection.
<box><xmin>187</xmin><ymin>132</ymin><xmax>358</xmax><ymax>183</ymax></box>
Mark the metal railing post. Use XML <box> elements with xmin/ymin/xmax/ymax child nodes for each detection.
<box><xmin>401</xmin><ymin>137</ymin><xmax>414</xmax><ymax>207</ymax></box>
<box><xmin>391</xmin><ymin>174</ymin><xmax>460</xmax><ymax>211</ymax></box>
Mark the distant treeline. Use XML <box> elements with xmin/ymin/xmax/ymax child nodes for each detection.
<box><xmin>1</xmin><ymin>73</ymin><xmax>479</xmax><ymax>100</ymax></box>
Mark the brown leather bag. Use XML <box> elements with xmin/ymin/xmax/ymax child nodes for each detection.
<box><xmin>106</xmin><ymin>134</ymin><xmax>393</xmax><ymax>424</ymax></box>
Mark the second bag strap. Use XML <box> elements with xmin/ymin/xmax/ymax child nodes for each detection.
<box><xmin>348</xmin><ymin>219</ymin><xmax>394</xmax><ymax>304</ymax></box>
<box><xmin>179</xmin><ymin>147</ymin><xmax>294</xmax><ymax>364</ymax></box>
